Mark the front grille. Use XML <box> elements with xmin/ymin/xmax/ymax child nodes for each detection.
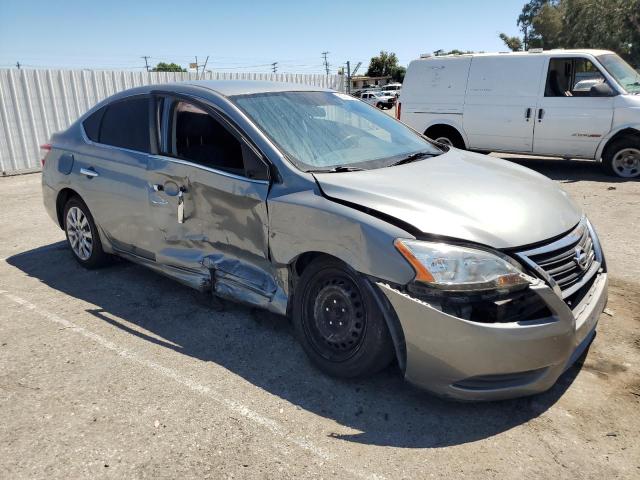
<box><xmin>517</xmin><ymin>219</ymin><xmax>600</xmax><ymax>300</ymax></box>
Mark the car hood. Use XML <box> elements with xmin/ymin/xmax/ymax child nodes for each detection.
<box><xmin>313</xmin><ymin>150</ymin><xmax>582</xmax><ymax>249</ymax></box>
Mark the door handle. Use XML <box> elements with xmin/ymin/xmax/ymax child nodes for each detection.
<box><xmin>80</xmin><ymin>167</ymin><xmax>98</xmax><ymax>178</ymax></box>
<box><xmin>537</xmin><ymin>108</ymin><xmax>545</xmax><ymax>122</ymax></box>
<box><xmin>525</xmin><ymin>107</ymin><xmax>532</xmax><ymax>121</ymax></box>
<box><xmin>177</xmin><ymin>187</ymin><xmax>186</xmax><ymax>224</ymax></box>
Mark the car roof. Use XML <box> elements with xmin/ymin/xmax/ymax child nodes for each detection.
<box><xmin>184</xmin><ymin>80</ymin><xmax>333</xmax><ymax>96</ymax></box>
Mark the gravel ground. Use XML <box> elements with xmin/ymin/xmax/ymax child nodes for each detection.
<box><xmin>0</xmin><ymin>165</ymin><xmax>639</xmax><ymax>480</ymax></box>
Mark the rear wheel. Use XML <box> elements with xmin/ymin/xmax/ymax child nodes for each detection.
<box><xmin>425</xmin><ymin>126</ymin><xmax>466</xmax><ymax>149</ymax></box>
<box><xmin>63</xmin><ymin>197</ymin><xmax>109</xmax><ymax>268</ymax></box>
<box><xmin>602</xmin><ymin>136</ymin><xmax>640</xmax><ymax>178</ymax></box>
<box><xmin>376</xmin><ymin>102</ymin><xmax>383</xmax><ymax>109</ymax></box>
<box><xmin>292</xmin><ymin>257</ymin><xmax>394</xmax><ymax>378</ymax></box>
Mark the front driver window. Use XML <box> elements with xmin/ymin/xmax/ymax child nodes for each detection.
<box><xmin>545</xmin><ymin>58</ymin><xmax>606</xmax><ymax>97</ymax></box>
<box><xmin>169</xmin><ymin>101</ymin><xmax>245</xmax><ymax>176</ymax></box>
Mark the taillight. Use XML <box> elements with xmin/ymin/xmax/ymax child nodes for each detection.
<box><xmin>396</xmin><ymin>102</ymin><xmax>401</xmax><ymax>120</ymax></box>
<box><xmin>40</xmin><ymin>143</ymin><xmax>52</xmax><ymax>167</ymax></box>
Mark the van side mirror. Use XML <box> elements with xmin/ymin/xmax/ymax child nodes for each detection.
<box><xmin>590</xmin><ymin>83</ymin><xmax>615</xmax><ymax>97</ymax></box>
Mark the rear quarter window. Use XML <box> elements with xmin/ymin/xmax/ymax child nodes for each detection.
<box><xmin>82</xmin><ymin>107</ymin><xmax>105</xmax><ymax>142</ymax></box>
<box><xmin>97</xmin><ymin>97</ymin><xmax>151</xmax><ymax>152</ymax></box>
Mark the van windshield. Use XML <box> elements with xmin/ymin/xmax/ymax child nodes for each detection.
<box><xmin>232</xmin><ymin>91</ymin><xmax>440</xmax><ymax>172</ymax></box>
<box><xmin>597</xmin><ymin>54</ymin><xmax>640</xmax><ymax>94</ymax></box>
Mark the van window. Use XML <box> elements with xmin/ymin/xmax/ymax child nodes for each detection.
<box><xmin>99</xmin><ymin>97</ymin><xmax>151</xmax><ymax>152</ymax></box>
<box><xmin>168</xmin><ymin>101</ymin><xmax>248</xmax><ymax>177</ymax></box>
<box><xmin>545</xmin><ymin>58</ymin><xmax>606</xmax><ymax>97</ymax></box>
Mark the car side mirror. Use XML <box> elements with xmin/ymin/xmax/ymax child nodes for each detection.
<box><xmin>590</xmin><ymin>83</ymin><xmax>616</xmax><ymax>97</ymax></box>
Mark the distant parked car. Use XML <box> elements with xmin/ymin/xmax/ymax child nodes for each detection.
<box><xmin>361</xmin><ymin>91</ymin><xmax>395</xmax><ymax>109</ymax></box>
<box><xmin>382</xmin><ymin>82</ymin><xmax>402</xmax><ymax>97</ymax></box>
<box><xmin>41</xmin><ymin>80</ymin><xmax>607</xmax><ymax>401</ymax></box>
<box><xmin>399</xmin><ymin>49</ymin><xmax>640</xmax><ymax>178</ymax></box>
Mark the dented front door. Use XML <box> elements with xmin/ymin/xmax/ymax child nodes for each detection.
<box><xmin>146</xmin><ymin>156</ymin><xmax>276</xmax><ymax>302</ymax></box>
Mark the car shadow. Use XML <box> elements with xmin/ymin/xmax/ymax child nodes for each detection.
<box><xmin>493</xmin><ymin>155</ymin><xmax>633</xmax><ymax>183</ymax></box>
<box><xmin>6</xmin><ymin>242</ymin><xmax>591</xmax><ymax>449</ymax></box>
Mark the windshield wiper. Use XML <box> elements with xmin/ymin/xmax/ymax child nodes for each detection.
<box><xmin>308</xmin><ymin>165</ymin><xmax>365</xmax><ymax>173</ymax></box>
<box><xmin>388</xmin><ymin>151</ymin><xmax>434</xmax><ymax>167</ymax></box>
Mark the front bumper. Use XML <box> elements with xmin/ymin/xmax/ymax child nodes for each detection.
<box><xmin>377</xmin><ymin>271</ymin><xmax>608</xmax><ymax>401</ymax></box>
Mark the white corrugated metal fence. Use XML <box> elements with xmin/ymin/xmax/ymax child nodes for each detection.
<box><xmin>0</xmin><ymin>69</ymin><xmax>344</xmax><ymax>174</ymax></box>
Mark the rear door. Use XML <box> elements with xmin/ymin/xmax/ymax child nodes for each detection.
<box><xmin>79</xmin><ymin>96</ymin><xmax>155</xmax><ymax>258</ymax></box>
<box><xmin>463</xmin><ymin>55</ymin><xmax>546</xmax><ymax>152</ymax></box>
<box><xmin>532</xmin><ymin>56</ymin><xmax>615</xmax><ymax>158</ymax></box>
<box><xmin>147</xmin><ymin>95</ymin><xmax>278</xmax><ymax>303</ymax></box>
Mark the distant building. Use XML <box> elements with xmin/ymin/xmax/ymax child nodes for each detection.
<box><xmin>350</xmin><ymin>75</ymin><xmax>393</xmax><ymax>90</ymax></box>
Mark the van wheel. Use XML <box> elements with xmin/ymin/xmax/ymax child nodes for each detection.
<box><xmin>602</xmin><ymin>136</ymin><xmax>640</xmax><ymax>178</ymax></box>
<box><xmin>425</xmin><ymin>126</ymin><xmax>465</xmax><ymax>149</ymax></box>
<box><xmin>63</xmin><ymin>197</ymin><xmax>109</xmax><ymax>268</ymax></box>
<box><xmin>292</xmin><ymin>257</ymin><xmax>394</xmax><ymax>378</ymax></box>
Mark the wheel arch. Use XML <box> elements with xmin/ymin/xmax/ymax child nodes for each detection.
<box><xmin>55</xmin><ymin>187</ymin><xmax>82</xmax><ymax>229</ymax></box>
<box><xmin>596</xmin><ymin>126</ymin><xmax>640</xmax><ymax>160</ymax></box>
<box><xmin>423</xmin><ymin>122</ymin><xmax>468</xmax><ymax>149</ymax></box>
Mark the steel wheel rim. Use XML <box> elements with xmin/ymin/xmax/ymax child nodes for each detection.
<box><xmin>435</xmin><ymin>136</ymin><xmax>453</xmax><ymax>146</ymax></box>
<box><xmin>66</xmin><ymin>206</ymin><xmax>93</xmax><ymax>260</ymax></box>
<box><xmin>612</xmin><ymin>148</ymin><xmax>640</xmax><ymax>178</ymax></box>
<box><xmin>303</xmin><ymin>271</ymin><xmax>367</xmax><ymax>362</ymax></box>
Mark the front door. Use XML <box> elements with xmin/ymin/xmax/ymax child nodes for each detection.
<box><xmin>533</xmin><ymin>57</ymin><xmax>614</xmax><ymax>158</ymax></box>
<box><xmin>147</xmin><ymin>96</ymin><xmax>278</xmax><ymax>305</ymax></box>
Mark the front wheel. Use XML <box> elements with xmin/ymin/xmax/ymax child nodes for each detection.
<box><xmin>602</xmin><ymin>136</ymin><xmax>640</xmax><ymax>178</ymax></box>
<box><xmin>292</xmin><ymin>257</ymin><xmax>394</xmax><ymax>378</ymax></box>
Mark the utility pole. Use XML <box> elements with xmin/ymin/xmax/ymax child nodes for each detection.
<box><xmin>200</xmin><ymin>56</ymin><xmax>209</xmax><ymax>79</ymax></box>
<box><xmin>271</xmin><ymin>62</ymin><xmax>278</xmax><ymax>74</ymax></box>
<box><xmin>321</xmin><ymin>51</ymin><xmax>330</xmax><ymax>75</ymax></box>
<box><xmin>141</xmin><ymin>56</ymin><xmax>151</xmax><ymax>72</ymax></box>
<box><xmin>15</xmin><ymin>61</ymin><xmax>20</xmax><ymax>69</ymax></box>
<box><xmin>346</xmin><ymin>61</ymin><xmax>351</xmax><ymax>94</ymax></box>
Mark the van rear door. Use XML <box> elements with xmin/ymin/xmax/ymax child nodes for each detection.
<box><xmin>463</xmin><ymin>55</ymin><xmax>546</xmax><ymax>152</ymax></box>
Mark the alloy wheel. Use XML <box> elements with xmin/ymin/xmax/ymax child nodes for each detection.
<box><xmin>66</xmin><ymin>206</ymin><xmax>93</xmax><ymax>260</ymax></box>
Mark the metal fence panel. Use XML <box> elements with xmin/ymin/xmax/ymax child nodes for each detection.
<box><xmin>0</xmin><ymin>69</ymin><xmax>344</xmax><ymax>174</ymax></box>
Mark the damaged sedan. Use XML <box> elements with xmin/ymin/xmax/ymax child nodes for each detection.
<box><xmin>41</xmin><ymin>81</ymin><xmax>608</xmax><ymax>400</ymax></box>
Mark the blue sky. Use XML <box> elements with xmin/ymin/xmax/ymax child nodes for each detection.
<box><xmin>0</xmin><ymin>0</ymin><xmax>525</xmax><ymax>73</ymax></box>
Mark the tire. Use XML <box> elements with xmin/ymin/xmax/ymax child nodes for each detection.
<box><xmin>376</xmin><ymin>102</ymin><xmax>383</xmax><ymax>109</ymax></box>
<box><xmin>425</xmin><ymin>127</ymin><xmax>466</xmax><ymax>149</ymax></box>
<box><xmin>63</xmin><ymin>196</ymin><xmax>109</xmax><ymax>268</ymax></box>
<box><xmin>292</xmin><ymin>257</ymin><xmax>394</xmax><ymax>378</ymax></box>
<box><xmin>602</xmin><ymin>136</ymin><xmax>640</xmax><ymax>178</ymax></box>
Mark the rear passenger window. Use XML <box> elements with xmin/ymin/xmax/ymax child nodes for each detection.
<box><xmin>99</xmin><ymin>97</ymin><xmax>151</xmax><ymax>152</ymax></box>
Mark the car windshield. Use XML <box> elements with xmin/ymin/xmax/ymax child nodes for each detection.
<box><xmin>597</xmin><ymin>54</ymin><xmax>640</xmax><ymax>94</ymax></box>
<box><xmin>232</xmin><ymin>91</ymin><xmax>440</xmax><ymax>171</ymax></box>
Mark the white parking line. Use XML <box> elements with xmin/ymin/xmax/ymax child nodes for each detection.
<box><xmin>0</xmin><ymin>288</ymin><xmax>385</xmax><ymax>480</ymax></box>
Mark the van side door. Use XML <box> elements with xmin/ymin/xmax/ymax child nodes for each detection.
<box><xmin>463</xmin><ymin>55</ymin><xmax>546</xmax><ymax>152</ymax></box>
<box><xmin>533</xmin><ymin>56</ymin><xmax>615</xmax><ymax>158</ymax></box>
<box><xmin>146</xmin><ymin>96</ymin><xmax>282</xmax><ymax>309</ymax></box>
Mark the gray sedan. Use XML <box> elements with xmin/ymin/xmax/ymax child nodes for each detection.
<box><xmin>41</xmin><ymin>81</ymin><xmax>608</xmax><ymax>400</ymax></box>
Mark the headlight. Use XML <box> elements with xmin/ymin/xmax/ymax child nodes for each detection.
<box><xmin>394</xmin><ymin>239</ymin><xmax>531</xmax><ymax>291</ymax></box>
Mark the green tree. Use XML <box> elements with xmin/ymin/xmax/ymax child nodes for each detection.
<box><xmin>391</xmin><ymin>66</ymin><xmax>406</xmax><ymax>83</ymax></box>
<box><xmin>498</xmin><ymin>33</ymin><xmax>523</xmax><ymax>51</ymax></box>
<box><xmin>152</xmin><ymin>62</ymin><xmax>186</xmax><ymax>72</ymax></box>
<box><xmin>366</xmin><ymin>51</ymin><xmax>399</xmax><ymax>77</ymax></box>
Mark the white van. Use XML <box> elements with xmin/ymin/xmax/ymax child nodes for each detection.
<box><xmin>398</xmin><ymin>50</ymin><xmax>640</xmax><ymax>178</ymax></box>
